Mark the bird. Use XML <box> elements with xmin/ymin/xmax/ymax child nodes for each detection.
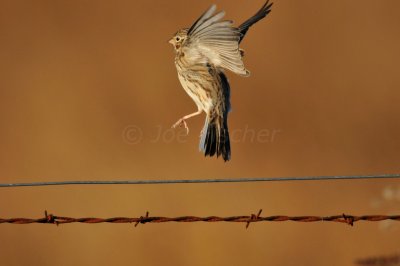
<box><xmin>169</xmin><ymin>1</ymin><xmax>273</xmax><ymax>162</ymax></box>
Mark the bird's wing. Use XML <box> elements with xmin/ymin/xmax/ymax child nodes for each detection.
<box><xmin>238</xmin><ymin>1</ymin><xmax>273</xmax><ymax>43</ymax></box>
<box><xmin>183</xmin><ymin>5</ymin><xmax>249</xmax><ymax>77</ymax></box>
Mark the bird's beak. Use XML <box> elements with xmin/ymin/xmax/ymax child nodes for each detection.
<box><xmin>168</xmin><ymin>38</ymin><xmax>174</xmax><ymax>45</ymax></box>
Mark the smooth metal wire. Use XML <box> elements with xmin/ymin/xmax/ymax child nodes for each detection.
<box><xmin>0</xmin><ymin>174</ymin><xmax>399</xmax><ymax>188</ymax></box>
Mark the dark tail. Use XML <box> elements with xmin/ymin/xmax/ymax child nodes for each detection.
<box><xmin>200</xmin><ymin>115</ymin><xmax>231</xmax><ymax>162</ymax></box>
<box><xmin>199</xmin><ymin>72</ymin><xmax>231</xmax><ymax>162</ymax></box>
<box><xmin>238</xmin><ymin>0</ymin><xmax>273</xmax><ymax>43</ymax></box>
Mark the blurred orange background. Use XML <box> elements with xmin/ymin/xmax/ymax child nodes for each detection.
<box><xmin>1</xmin><ymin>0</ymin><xmax>399</xmax><ymax>265</ymax></box>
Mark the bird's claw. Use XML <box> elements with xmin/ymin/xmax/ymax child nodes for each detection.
<box><xmin>172</xmin><ymin>118</ymin><xmax>189</xmax><ymax>134</ymax></box>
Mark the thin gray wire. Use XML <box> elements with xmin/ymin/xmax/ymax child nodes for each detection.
<box><xmin>1</xmin><ymin>174</ymin><xmax>399</xmax><ymax>188</ymax></box>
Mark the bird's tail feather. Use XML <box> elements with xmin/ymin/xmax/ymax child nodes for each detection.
<box><xmin>199</xmin><ymin>116</ymin><xmax>231</xmax><ymax>162</ymax></box>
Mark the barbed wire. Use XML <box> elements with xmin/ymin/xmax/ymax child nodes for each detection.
<box><xmin>355</xmin><ymin>254</ymin><xmax>400</xmax><ymax>266</ymax></box>
<box><xmin>1</xmin><ymin>211</ymin><xmax>399</xmax><ymax>228</ymax></box>
<box><xmin>1</xmin><ymin>174</ymin><xmax>399</xmax><ymax>188</ymax></box>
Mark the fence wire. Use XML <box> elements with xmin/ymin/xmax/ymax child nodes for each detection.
<box><xmin>1</xmin><ymin>211</ymin><xmax>399</xmax><ymax>228</ymax></box>
<box><xmin>355</xmin><ymin>254</ymin><xmax>400</xmax><ymax>266</ymax></box>
<box><xmin>1</xmin><ymin>174</ymin><xmax>400</xmax><ymax>188</ymax></box>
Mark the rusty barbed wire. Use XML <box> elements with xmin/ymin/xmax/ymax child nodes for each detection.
<box><xmin>355</xmin><ymin>254</ymin><xmax>400</xmax><ymax>266</ymax></box>
<box><xmin>1</xmin><ymin>210</ymin><xmax>400</xmax><ymax>228</ymax></box>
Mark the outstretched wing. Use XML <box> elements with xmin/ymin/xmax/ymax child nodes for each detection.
<box><xmin>183</xmin><ymin>5</ymin><xmax>249</xmax><ymax>77</ymax></box>
<box><xmin>238</xmin><ymin>1</ymin><xmax>273</xmax><ymax>43</ymax></box>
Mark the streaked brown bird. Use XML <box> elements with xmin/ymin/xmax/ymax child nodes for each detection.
<box><xmin>169</xmin><ymin>1</ymin><xmax>273</xmax><ymax>161</ymax></box>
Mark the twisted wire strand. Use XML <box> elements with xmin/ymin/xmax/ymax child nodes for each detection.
<box><xmin>1</xmin><ymin>211</ymin><xmax>399</xmax><ymax>227</ymax></box>
<box><xmin>1</xmin><ymin>174</ymin><xmax>399</xmax><ymax>188</ymax></box>
<box><xmin>355</xmin><ymin>254</ymin><xmax>400</xmax><ymax>266</ymax></box>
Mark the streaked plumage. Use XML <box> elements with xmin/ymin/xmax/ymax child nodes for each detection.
<box><xmin>169</xmin><ymin>1</ymin><xmax>273</xmax><ymax>161</ymax></box>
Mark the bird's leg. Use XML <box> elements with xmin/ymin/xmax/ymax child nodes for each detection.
<box><xmin>172</xmin><ymin>109</ymin><xmax>202</xmax><ymax>134</ymax></box>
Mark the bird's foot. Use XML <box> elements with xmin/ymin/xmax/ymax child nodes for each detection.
<box><xmin>172</xmin><ymin>118</ymin><xmax>189</xmax><ymax>134</ymax></box>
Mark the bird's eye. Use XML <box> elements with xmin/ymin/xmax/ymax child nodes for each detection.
<box><xmin>176</xmin><ymin>37</ymin><xmax>180</xmax><ymax>41</ymax></box>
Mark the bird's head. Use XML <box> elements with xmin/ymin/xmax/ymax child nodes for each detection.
<box><xmin>169</xmin><ymin>29</ymin><xmax>188</xmax><ymax>52</ymax></box>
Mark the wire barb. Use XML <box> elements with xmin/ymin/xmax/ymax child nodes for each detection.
<box><xmin>44</xmin><ymin>210</ymin><xmax>57</xmax><ymax>225</ymax></box>
<box><xmin>246</xmin><ymin>209</ymin><xmax>262</xmax><ymax>229</ymax></box>
<box><xmin>342</xmin><ymin>213</ymin><xmax>354</xmax><ymax>226</ymax></box>
<box><xmin>135</xmin><ymin>211</ymin><xmax>149</xmax><ymax>227</ymax></box>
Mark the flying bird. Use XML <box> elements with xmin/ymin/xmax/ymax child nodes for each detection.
<box><xmin>169</xmin><ymin>1</ymin><xmax>273</xmax><ymax>161</ymax></box>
